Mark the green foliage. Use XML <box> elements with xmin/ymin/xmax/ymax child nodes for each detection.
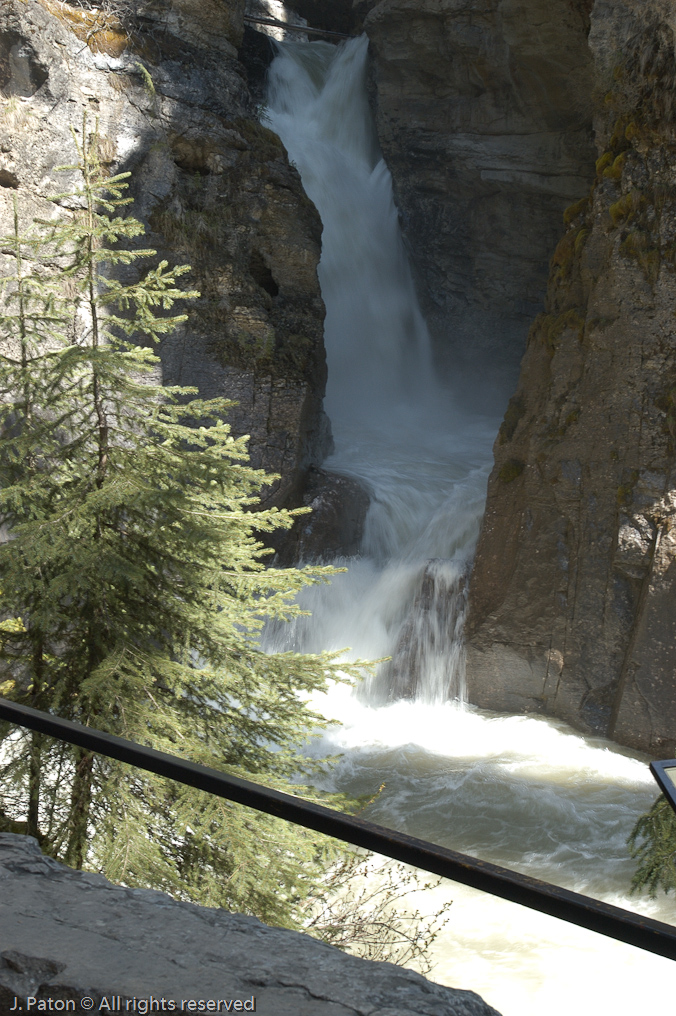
<box><xmin>603</xmin><ymin>152</ymin><xmax>627</xmax><ymax>181</ymax></box>
<box><xmin>609</xmin><ymin>191</ymin><xmax>636</xmax><ymax>227</ymax></box>
<box><xmin>574</xmin><ymin>228</ymin><xmax>590</xmax><ymax>255</ymax></box>
<box><xmin>628</xmin><ymin>795</ymin><xmax>676</xmax><ymax>897</ymax></box>
<box><xmin>550</xmin><ymin>230</ymin><xmax>579</xmax><ymax>287</ymax></box>
<box><xmin>595</xmin><ymin>152</ymin><xmax>613</xmax><ymax>176</ymax></box>
<box><xmin>536</xmin><ymin>309</ymin><xmax>585</xmax><ymax>357</ymax></box>
<box><xmin>134</xmin><ymin>61</ymin><xmax>155</xmax><ymax>96</ymax></box>
<box><xmin>563</xmin><ymin>196</ymin><xmax>590</xmax><ymax>226</ymax></box>
<box><xmin>0</xmin><ymin>114</ymin><xmax>370</xmax><ymax>928</ymax></box>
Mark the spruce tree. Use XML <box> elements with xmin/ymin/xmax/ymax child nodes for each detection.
<box><xmin>0</xmin><ymin>115</ymin><xmax>366</xmax><ymax>927</ymax></box>
<box><xmin>628</xmin><ymin>795</ymin><xmax>676</xmax><ymax>898</ymax></box>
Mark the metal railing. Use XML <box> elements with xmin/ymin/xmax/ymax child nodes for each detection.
<box><xmin>650</xmin><ymin>759</ymin><xmax>676</xmax><ymax>816</ymax></box>
<box><xmin>1</xmin><ymin>696</ymin><xmax>675</xmax><ymax>961</ymax></box>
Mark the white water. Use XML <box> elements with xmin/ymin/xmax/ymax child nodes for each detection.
<box><xmin>265</xmin><ymin>36</ymin><xmax>495</xmax><ymax>702</ymax></box>
<box><xmin>263</xmin><ymin>37</ymin><xmax>675</xmax><ymax>1015</ymax></box>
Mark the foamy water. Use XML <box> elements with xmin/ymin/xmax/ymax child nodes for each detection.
<box><xmin>306</xmin><ymin>691</ymin><xmax>675</xmax><ymax>1016</ymax></box>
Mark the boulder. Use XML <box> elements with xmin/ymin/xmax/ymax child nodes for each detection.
<box><xmin>271</xmin><ymin>467</ymin><xmax>371</xmax><ymax>564</ymax></box>
<box><xmin>0</xmin><ymin>833</ymin><xmax>502</xmax><ymax>1016</ymax></box>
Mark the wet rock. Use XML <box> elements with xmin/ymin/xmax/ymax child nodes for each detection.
<box><xmin>0</xmin><ymin>833</ymin><xmax>503</xmax><ymax>1016</ymax></box>
<box><xmin>238</xmin><ymin>23</ymin><xmax>277</xmax><ymax>106</ymax></box>
<box><xmin>271</xmin><ymin>466</ymin><xmax>370</xmax><ymax>563</ymax></box>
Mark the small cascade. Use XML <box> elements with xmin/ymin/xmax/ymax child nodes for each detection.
<box><xmin>378</xmin><ymin>560</ymin><xmax>468</xmax><ymax>704</ymax></box>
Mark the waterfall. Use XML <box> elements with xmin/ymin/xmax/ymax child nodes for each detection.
<box><xmin>262</xmin><ymin>35</ymin><xmax>675</xmax><ymax>1016</ymax></box>
<box><xmin>264</xmin><ymin>36</ymin><xmax>496</xmax><ymax>703</ymax></box>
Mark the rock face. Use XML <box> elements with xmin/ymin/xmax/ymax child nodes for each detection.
<box><xmin>466</xmin><ymin>0</ymin><xmax>676</xmax><ymax>755</ymax></box>
<box><xmin>0</xmin><ymin>833</ymin><xmax>502</xmax><ymax>1016</ymax></box>
<box><xmin>362</xmin><ymin>0</ymin><xmax>597</xmax><ymax>400</ymax></box>
<box><xmin>0</xmin><ymin>0</ymin><xmax>331</xmax><ymax>508</ymax></box>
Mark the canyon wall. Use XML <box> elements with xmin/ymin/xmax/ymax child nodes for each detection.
<box><xmin>0</xmin><ymin>0</ymin><xmax>330</xmax><ymax>508</ymax></box>
<box><xmin>362</xmin><ymin>0</ymin><xmax>597</xmax><ymax>400</ymax></box>
<box><xmin>466</xmin><ymin>0</ymin><xmax>676</xmax><ymax>755</ymax></box>
<box><xmin>289</xmin><ymin>0</ymin><xmax>676</xmax><ymax>753</ymax></box>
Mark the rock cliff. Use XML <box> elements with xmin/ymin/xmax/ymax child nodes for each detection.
<box><xmin>0</xmin><ymin>0</ymin><xmax>330</xmax><ymax>508</ymax></box>
<box><xmin>0</xmin><ymin>833</ymin><xmax>502</xmax><ymax>1016</ymax></box>
<box><xmin>466</xmin><ymin>0</ymin><xmax>676</xmax><ymax>755</ymax></box>
<box><xmin>361</xmin><ymin>0</ymin><xmax>597</xmax><ymax>401</ymax></box>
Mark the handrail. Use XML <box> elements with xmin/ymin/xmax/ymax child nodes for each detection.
<box><xmin>1</xmin><ymin>696</ymin><xmax>675</xmax><ymax>961</ymax></box>
<box><xmin>650</xmin><ymin>759</ymin><xmax>676</xmax><ymax>815</ymax></box>
<box><xmin>243</xmin><ymin>14</ymin><xmax>352</xmax><ymax>40</ymax></box>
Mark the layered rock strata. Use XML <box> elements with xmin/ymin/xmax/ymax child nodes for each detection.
<box><xmin>0</xmin><ymin>0</ymin><xmax>331</xmax><ymax>508</ymax></box>
<box><xmin>0</xmin><ymin>833</ymin><xmax>501</xmax><ymax>1016</ymax></box>
<box><xmin>467</xmin><ymin>0</ymin><xmax>676</xmax><ymax>755</ymax></box>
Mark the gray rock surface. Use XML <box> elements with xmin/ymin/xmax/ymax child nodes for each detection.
<box><xmin>0</xmin><ymin>0</ymin><xmax>331</xmax><ymax>508</ymax></box>
<box><xmin>362</xmin><ymin>0</ymin><xmax>597</xmax><ymax>400</ymax></box>
<box><xmin>466</xmin><ymin>0</ymin><xmax>676</xmax><ymax>754</ymax></box>
<box><xmin>0</xmin><ymin>833</ymin><xmax>501</xmax><ymax>1016</ymax></box>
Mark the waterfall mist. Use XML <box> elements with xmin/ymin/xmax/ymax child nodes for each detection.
<box><xmin>262</xmin><ymin>36</ymin><xmax>674</xmax><ymax>1016</ymax></box>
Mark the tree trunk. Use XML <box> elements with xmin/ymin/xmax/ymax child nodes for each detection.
<box><xmin>65</xmin><ymin>749</ymin><xmax>95</xmax><ymax>869</ymax></box>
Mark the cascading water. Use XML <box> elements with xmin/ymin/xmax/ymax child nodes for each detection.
<box><xmin>265</xmin><ymin>36</ymin><xmax>493</xmax><ymax>703</ymax></box>
<box><xmin>263</xmin><ymin>36</ymin><xmax>675</xmax><ymax>1016</ymax></box>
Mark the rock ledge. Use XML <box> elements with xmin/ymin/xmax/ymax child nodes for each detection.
<box><xmin>0</xmin><ymin>834</ymin><xmax>501</xmax><ymax>1016</ymax></box>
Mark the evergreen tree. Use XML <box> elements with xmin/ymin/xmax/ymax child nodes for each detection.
<box><xmin>0</xmin><ymin>114</ymin><xmax>366</xmax><ymax>927</ymax></box>
<box><xmin>628</xmin><ymin>795</ymin><xmax>676</xmax><ymax>898</ymax></box>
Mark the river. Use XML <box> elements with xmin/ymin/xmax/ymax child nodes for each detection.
<box><xmin>263</xmin><ymin>35</ymin><xmax>675</xmax><ymax>1016</ymax></box>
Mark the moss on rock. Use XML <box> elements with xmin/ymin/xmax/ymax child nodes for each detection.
<box><xmin>499</xmin><ymin>459</ymin><xmax>526</xmax><ymax>483</ymax></box>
